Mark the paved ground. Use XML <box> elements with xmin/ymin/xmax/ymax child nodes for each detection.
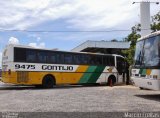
<box><xmin>0</xmin><ymin>82</ymin><xmax>160</xmax><ymax>112</ymax></box>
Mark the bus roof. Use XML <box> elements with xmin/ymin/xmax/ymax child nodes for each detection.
<box><xmin>5</xmin><ymin>44</ymin><xmax>124</xmax><ymax>57</ymax></box>
<box><xmin>138</xmin><ymin>31</ymin><xmax>160</xmax><ymax>41</ymax></box>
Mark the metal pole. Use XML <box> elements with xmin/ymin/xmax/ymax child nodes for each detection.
<box><xmin>132</xmin><ymin>1</ymin><xmax>159</xmax><ymax>36</ymax></box>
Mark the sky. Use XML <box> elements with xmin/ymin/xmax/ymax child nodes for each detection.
<box><xmin>0</xmin><ymin>0</ymin><xmax>160</xmax><ymax>67</ymax></box>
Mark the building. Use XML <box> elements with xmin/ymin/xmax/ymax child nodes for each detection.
<box><xmin>71</xmin><ymin>40</ymin><xmax>130</xmax><ymax>55</ymax></box>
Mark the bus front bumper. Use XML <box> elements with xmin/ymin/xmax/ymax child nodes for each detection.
<box><xmin>131</xmin><ymin>76</ymin><xmax>160</xmax><ymax>90</ymax></box>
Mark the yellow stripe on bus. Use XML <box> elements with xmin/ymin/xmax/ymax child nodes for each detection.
<box><xmin>146</xmin><ymin>69</ymin><xmax>151</xmax><ymax>75</ymax></box>
<box><xmin>1</xmin><ymin>65</ymin><xmax>89</xmax><ymax>85</ymax></box>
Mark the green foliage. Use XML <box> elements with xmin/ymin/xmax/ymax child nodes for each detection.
<box><xmin>151</xmin><ymin>11</ymin><xmax>160</xmax><ymax>32</ymax></box>
<box><xmin>122</xmin><ymin>24</ymin><xmax>141</xmax><ymax>65</ymax></box>
<box><xmin>122</xmin><ymin>12</ymin><xmax>160</xmax><ymax>65</ymax></box>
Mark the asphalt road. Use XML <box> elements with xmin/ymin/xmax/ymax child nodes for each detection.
<box><xmin>0</xmin><ymin>82</ymin><xmax>160</xmax><ymax>113</ymax></box>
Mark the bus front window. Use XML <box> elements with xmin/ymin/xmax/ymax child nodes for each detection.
<box><xmin>143</xmin><ymin>35</ymin><xmax>160</xmax><ymax>67</ymax></box>
<box><xmin>134</xmin><ymin>40</ymin><xmax>144</xmax><ymax>66</ymax></box>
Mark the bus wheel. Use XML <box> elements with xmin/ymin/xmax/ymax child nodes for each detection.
<box><xmin>42</xmin><ymin>75</ymin><xmax>55</xmax><ymax>88</ymax></box>
<box><xmin>107</xmin><ymin>75</ymin><xmax>116</xmax><ymax>87</ymax></box>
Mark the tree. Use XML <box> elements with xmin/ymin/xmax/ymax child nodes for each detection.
<box><xmin>122</xmin><ymin>24</ymin><xmax>141</xmax><ymax>65</ymax></box>
<box><xmin>151</xmin><ymin>11</ymin><xmax>160</xmax><ymax>32</ymax></box>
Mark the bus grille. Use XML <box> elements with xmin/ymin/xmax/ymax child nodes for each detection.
<box><xmin>17</xmin><ymin>72</ymin><xmax>29</xmax><ymax>83</ymax></box>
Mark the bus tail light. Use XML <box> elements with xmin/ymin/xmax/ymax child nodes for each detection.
<box><xmin>8</xmin><ymin>69</ymin><xmax>11</xmax><ymax>75</ymax></box>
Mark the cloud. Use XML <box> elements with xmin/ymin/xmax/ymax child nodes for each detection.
<box><xmin>67</xmin><ymin>0</ymin><xmax>135</xmax><ymax>29</ymax></box>
<box><xmin>0</xmin><ymin>0</ymin><xmax>159</xmax><ymax>30</ymax></box>
<box><xmin>27</xmin><ymin>34</ymin><xmax>42</xmax><ymax>42</ymax></box>
<box><xmin>28</xmin><ymin>43</ymin><xmax>37</xmax><ymax>47</ymax></box>
<box><xmin>37</xmin><ymin>37</ymin><xmax>41</xmax><ymax>42</ymax></box>
<box><xmin>28</xmin><ymin>42</ymin><xmax>45</xmax><ymax>48</ymax></box>
<box><xmin>0</xmin><ymin>0</ymin><xmax>137</xmax><ymax>30</ymax></box>
<box><xmin>39</xmin><ymin>42</ymin><xmax>45</xmax><ymax>48</ymax></box>
<box><xmin>0</xmin><ymin>0</ymin><xmax>76</xmax><ymax>30</ymax></box>
<box><xmin>8</xmin><ymin>37</ymin><xmax>19</xmax><ymax>45</ymax></box>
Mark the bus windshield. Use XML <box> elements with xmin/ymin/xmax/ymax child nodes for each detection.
<box><xmin>134</xmin><ymin>40</ymin><xmax>144</xmax><ymax>66</ymax></box>
<box><xmin>134</xmin><ymin>35</ymin><xmax>160</xmax><ymax>67</ymax></box>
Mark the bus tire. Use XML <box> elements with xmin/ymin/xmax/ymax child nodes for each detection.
<box><xmin>42</xmin><ymin>75</ymin><xmax>55</xmax><ymax>88</ymax></box>
<box><xmin>107</xmin><ymin>75</ymin><xmax>116</xmax><ymax>87</ymax></box>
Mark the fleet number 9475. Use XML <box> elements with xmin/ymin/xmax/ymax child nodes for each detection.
<box><xmin>15</xmin><ymin>64</ymin><xmax>35</xmax><ymax>70</ymax></box>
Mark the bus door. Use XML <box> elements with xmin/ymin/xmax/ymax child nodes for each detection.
<box><xmin>116</xmin><ymin>57</ymin><xmax>126</xmax><ymax>83</ymax></box>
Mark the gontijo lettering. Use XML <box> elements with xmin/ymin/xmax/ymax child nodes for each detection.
<box><xmin>42</xmin><ymin>65</ymin><xmax>73</xmax><ymax>71</ymax></box>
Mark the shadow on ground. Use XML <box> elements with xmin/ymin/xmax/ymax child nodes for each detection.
<box><xmin>0</xmin><ymin>84</ymin><xmax>108</xmax><ymax>91</ymax></box>
<box><xmin>135</xmin><ymin>94</ymin><xmax>160</xmax><ymax>102</ymax></box>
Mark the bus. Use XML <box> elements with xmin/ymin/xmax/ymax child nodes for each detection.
<box><xmin>1</xmin><ymin>44</ymin><xmax>127</xmax><ymax>88</ymax></box>
<box><xmin>131</xmin><ymin>31</ymin><xmax>160</xmax><ymax>90</ymax></box>
<box><xmin>0</xmin><ymin>68</ymin><xmax>1</xmax><ymax>80</ymax></box>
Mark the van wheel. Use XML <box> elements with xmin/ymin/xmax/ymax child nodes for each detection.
<box><xmin>42</xmin><ymin>75</ymin><xmax>55</xmax><ymax>88</ymax></box>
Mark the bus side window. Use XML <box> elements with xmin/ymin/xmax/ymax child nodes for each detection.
<box><xmin>37</xmin><ymin>51</ymin><xmax>47</xmax><ymax>63</ymax></box>
<box><xmin>82</xmin><ymin>55</ymin><xmax>89</xmax><ymax>65</ymax></box>
<box><xmin>64</xmin><ymin>53</ymin><xmax>73</xmax><ymax>64</ymax></box>
<box><xmin>73</xmin><ymin>54</ymin><xmax>88</xmax><ymax>65</ymax></box>
<box><xmin>89</xmin><ymin>55</ymin><xmax>95</xmax><ymax>65</ymax></box>
<box><xmin>26</xmin><ymin>50</ymin><xmax>36</xmax><ymax>62</ymax></box>
<box><xmin>117</xmin><ymin>57</ymin><xmax>125</xmax><ymax>74</ymax></box>
<box><xmin>88</xmin><ymin>55</ymin><xmax>102</xmax><ymax>65</ymax></box>
<box><xmin>103</xmin><ymin>56</ymin><xmax>115</xmax><ymax>66</ymax></box>
<box><xmin>14</xmin><ymin>48</ymin><xmax>26</xmax><ymax>62</ymax></box>
<box><xmin>56</xmin><ymin>53</ymin><xmax>64</xmax><ymax>64</ymax></box>
<box><xmin>73</xmin><ymin>54</ymin><xmax>81</xmax><ymax>64</ymax></box>
<box><xmin>48</xmin><ymin>52</ymin><xmax>57</xmax><ymax>64</ymax></box>
<box><xmin>103</xmin><ymin>56</ymin><xmax>108</xmax><ymax>65</ymax></box>
<box><xmin>110</xmin><ymin>56</ymin><xmax>115</xmax><ymax>66</ymax></box>
<box><xmin>95</xmin><ymin>56</ymin><xmax>102</xmax><ymax>65</ymax></box>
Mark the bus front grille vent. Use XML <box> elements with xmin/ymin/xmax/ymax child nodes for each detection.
<box><xmin>17</xmin><ymin>72</ymin><xmax>29</xmax><ymax>83</ymax></box>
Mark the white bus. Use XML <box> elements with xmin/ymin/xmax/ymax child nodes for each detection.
<box><xmin>131</xmin><ymin>31</ymin><xmax>160</xmax><ymax>90</ymax></box>
<box><xmin>1</xmin><ymin>44</ymin><xmax>127</xmax><ymax>88</ymax></box>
